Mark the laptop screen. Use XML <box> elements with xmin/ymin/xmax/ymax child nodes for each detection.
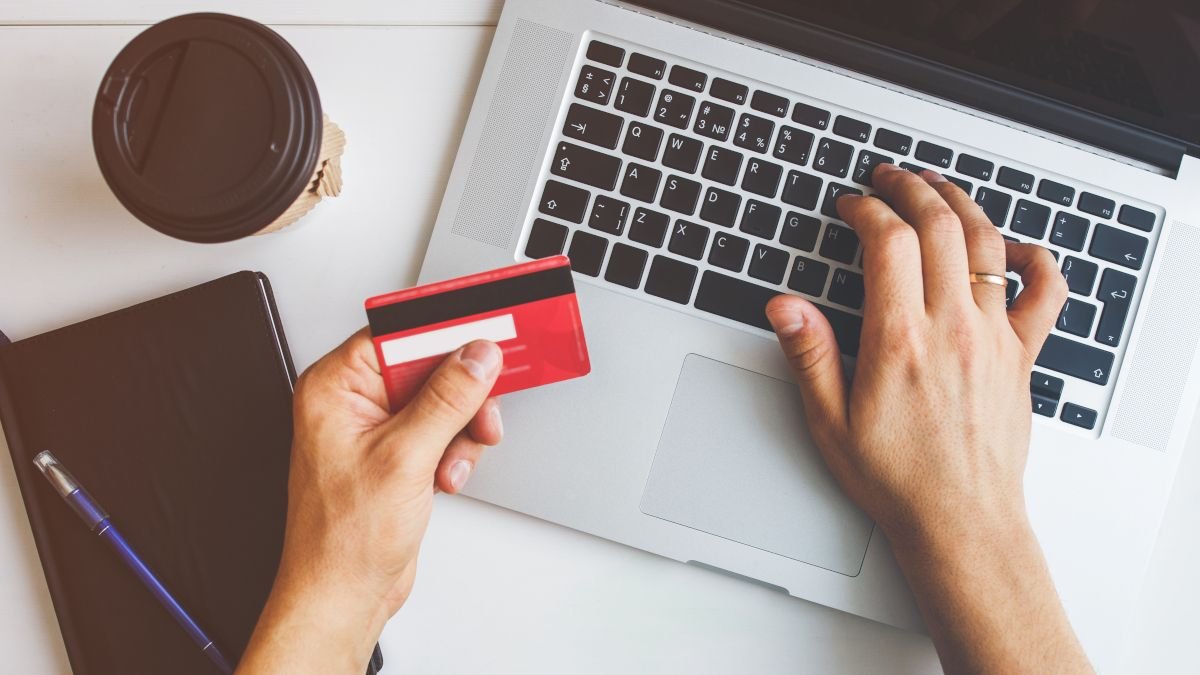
<box><xmin>730</xmin><ymin>0</ymin><xmax>1200</xmax><ymax>152</ymax></box>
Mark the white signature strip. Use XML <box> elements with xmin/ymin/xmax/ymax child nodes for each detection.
<box><xmin>380</xmin><ymin>314</ymin><xmax>517</xmax><ymax>366</ymax></box>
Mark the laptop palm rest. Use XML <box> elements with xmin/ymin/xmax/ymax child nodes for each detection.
<box><xmin>640</xmin><ymin>354</ymin><xmax>874</xmax><ymax>576</ymax></box>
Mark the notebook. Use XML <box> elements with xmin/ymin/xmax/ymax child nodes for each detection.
<box><xmin>0</xmin><ymin>272</ymin><xmax>371</xmax><ymax>674</ymax></box>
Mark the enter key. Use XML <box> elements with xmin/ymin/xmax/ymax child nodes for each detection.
<box><xmin>1096</xmin><ymin>268</ymin><xmax>1137</xmax><ymax>348</ymax></box>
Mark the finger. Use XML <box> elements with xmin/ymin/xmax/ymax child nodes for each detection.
<box><xmin>922</xmin><ymin>171</ymin><xmax>1008</xmax><ymax>313</ymax></box>
<box><xmin>466</xmin><ymin>398</ymin><xmax>503</xmax><ymax>447</ymax></box>
<box><xmin>871</xmin><ymin>165</ymin><xmax>972</xmax><ymax>310</ymax></box>
<box><xmin>766</xmin><ymin>295</ymin><xmax>850</xmax><ymax>449</ymax></box>
<box><xmin>434</xmin><ymin>431</ymin><xmax>489</xmax><ymax>494</ymax></box>
<box><xmin>295</xmin><ymin>328</ymin><xmax>392</xmax><ymax>424</ymax></box>
<box><xmin>836</xmin><ymin>192</ymin><xmax>925</xmax><ymax>320</ymax></box>
<box><xmin>1006</xmin><ymin>242</ymin><xmax>1069</xmax><ymax>358</ymax></box>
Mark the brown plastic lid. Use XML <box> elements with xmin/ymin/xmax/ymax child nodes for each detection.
<box><xmin>93</xmin><ymin>13</ymin><xmax>323</xmax><ymax>243</ymax></box>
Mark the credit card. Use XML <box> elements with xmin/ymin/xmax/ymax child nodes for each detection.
<box><xmin>365</xmin><ymin>256</ymin><xmax>590</xmax><ymax>412</ymax></box>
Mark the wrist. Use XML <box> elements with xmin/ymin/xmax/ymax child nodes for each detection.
<box><xmin>881</xmin><ymin>498</ymin><xmax>1035</xmax><ymax>568</ymax></box>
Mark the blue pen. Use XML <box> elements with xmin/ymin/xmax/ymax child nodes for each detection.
<box><xmin>33</xmin><ymin>451</ymin><xmax>234</xmax><ymax>674</ymax></box>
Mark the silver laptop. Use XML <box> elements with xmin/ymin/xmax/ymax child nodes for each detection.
<box><xmin>418</xmin><ymin>0</ymin><xmax>1200</xmax><ymax>667</ymax></box>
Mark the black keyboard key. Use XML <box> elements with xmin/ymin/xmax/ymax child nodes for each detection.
<box><xmin>1061</xmin><ymin>256</ymin><xmax>1099</xmax><ymax>296</ymax></box>
<box><xmin>742</xmin><ymin>158</ymin><xmax>784</xmax><ymax>198</ymax></box>
<box><xmin>708</xmin><ymin>232</ymin><xmax>750</xmax><ymax>271</ymax></box>
<box><xmin>814</xmin><ymin>138</ymin><xmax>854</xmax><ymax>178</ymax></box>
<box><xmin>645</xmin><ymin>255</ymin><xmax>698</xmax><ymax>304</ymax></box>
<box><xmin>782</xmin><ymin>171</ymin><xmax>823</xmax><ymax>211</ymax></box>
<box><xmin>614</xmin><ymin>77</ymin><xmax>656</xmax><ymax>117</ymax></box>
<box><xmin>695</xmin><ymin>271</ymin><xmax>779</xmax><ymax>331</ymax></box>
<box><xmin>1006</xmin><ymin>276</ymin><xmax>1020</xmax><ymax>307</ymax></box>
<box><xmin>620</xmin><ymin>162</ymin><xmax>662</xmax><ymax>203</ymax></box>
<box><xmin>628</xmin><ymin>52</ymin><xmax>666</xmax><ymax>80</ymax></box>
<box><xmin>539</xmin><ymin>180</ymin><xmax>590</xmax><ymax>223</ymax></box>
<box><xmin>564</xmin><ymin>103</ymin><xmax>623</xmax><ymax>149</ymax></box>
<box><xmin>1033</xmin><ymin>394</ymin><xmax>1058</xmax><ymax>417</ymax></box>
<box><xmin>1095</xmin><ymin>268</ymin><xmax>1137</xmax><ymax>348</ymax></box>
<box><xmin>669</xmin><ymin>65</ymin><xmax>707</xmax><ymax>93</ymax></box>
<box><xmin>589</xmin><ymin>195</ymin><xmax>630</xmax><ymax>235</ymax></box>
<box><xmin>1050</xmin><ymin>212</ymin><xmax>1089</xmax><ymax>251</ymax></box>
<box><xmin>575</xmin><ymin>65</ymin><xmax>615</xmax><ymax>105</ymax></box>
<box><xmin>751</xmin><ymin>90</ymin><xmax>789</xmax><ymax>118</ymax></box>
<box><xmin>915</xmin><ymin>141</ymin><xmax>953</xmax><ymax>169</ymax></box>
<box><xmin>587</xmin><ymin>40</ymin><xmax>624</xmax><ymax>67</ymax></box>
<box><xmin>820</xmin><ymin>223</ymin><xmax>860</xmax><ymax>264</ymax></box>
<box><xmin>702</xmin><ymin>146</ymin><xmax>744</xmax><ymax>186</ymax></box>
<box><xmin>604</xmin><ymin>243</ymin><xmax>648</xmax><ymax>289</ymax></box>
<box><xmin>781</xmin><ymin>212</ymin><xmax>822</xmax><ymax>251</ymax></box>
<box><xmin>740</xmin><ymin>200</ymin><xmax>781</xmax><ymax>239</ymax></box>
<box><xmin>749</xmin><ymin>244</ymin><xmax>789</xmax><ymax>284</ymax></box>
<box><xmin>997</xmin><ymin>166</ymin><xmax>1035</xmax><ymax>193</ymax></box>
<box><xmin>821</xmin><ymin>183</ymin><xmax>863</xmax><ymax>220</ymax></box>
<box><xmin>974</xmin><ymin>187</ymin><xmax>1013</xmax><ymax>227</ymax></box>
<box><xmin>1090</xmin><ymin>224</ymin><xmax>1148</xmax><ymax>270</ymax></box>
<box><xmin>788</xmin><ymin>256</ymin><xmax>830</xmax><ymax>297</ymax></box>
<box><xmin>734</xmin><ymin>113</ymin><xmax>775</xmax><ymax>154</ymax></box>
<box><xmin>1057</xmin><ymin>298</ymin><xmax>1098</xmax><ymax>338</ymax></box>
<box><xmin>694</xmin><ymin>101</ymin><xmax>735</xmax><ymax>141</ymax></box>
<box><xmin>661</xmin><ymin>175</ymin><xmax>703</xmax><ymax>216</ymax></box>
<box><xmin>852</xmin><ymin>149</ymin><xmax>894</xmax><ymax>187</ymax></box>
<box><xmin>792</xmin><ymin>102</ymin><xmax>831</xmax><ymax>130</ymax></box>
<box><xmin>945</xmin><ymin>175</ymin><xmax>973</xmax><ymax>196</ymax></box>
<box><xmin>1038</xmin><ymin>179</ymin><xmax>1075</xmax><ymax>207</ymax></box>
<box><xmin>654</xmin><ymin>89</ymin><xmax>696</xmax><ymax>129</ymax></box>
<box><xmin>1035</xmin><ymin>334</ymin><xmax>1115</xmax><ymax>386</ymax></box>
<box><xmin>1031</xmin><ymin>372</ymin><xmax>1066</xmax><ymax>399</ymax></box>
<box><xmin>668</xmin><ymin>219</ymin><xmax>710</xmax><ymax>259</ymax></box>
<box><xmin>1011</xmin><ymin>199</ymin><xmax>1051</xmax><ymax>239</ymax></box>
<box><xmin>700</xmin><ymin>187</ymin><xmax>742</xmax><ymax>227</ymax></box>
<box><xmin>833</xmin><ymin>115</ymin><xmax>871</xmax><ymax>143</ymax></box>
<box><xmin>567</xmin><ymin>230</ymin><xmax>608</xmax><ymax>276</ymax></box>
<box><xmin>711</xmin><ymin>78</ymin><xmax>749</xmax><ymax>105</ymax></box>
<box><xmin>552</xmin><ymin>142</ymin><xmax>622</xmax><ymax>191</ymax></box>
<box><xmin>524</xmin><ymin>219</ymin><xmax>568</xmax><ymax>259</ymax></box>
<box><xmin>1118</xmin><ymin>204</ymin><xmax>1156</xmax><ymax>232</ymax></box>
<box><xmin>773</xmin><ymin>126</ymin><xmax>815</xmax><ymax>166</ymax></box>
<box><xmin>899</xmin><ymin>162</ymin><xmax>923</xmax><ymax>174</ymax></box>
<box><xmin>955</xmin><ymin>154</ymin><xmax>994</xmax><ymax>181</ymax></box>
<box><xmin>1061</xmin><ymin>403</ymin><xmax>1098</xmax><ymax>430</ymax></box>
<box><xmin>1079</xmin><ymin>193</ymin><xmax>1116</xmax><ymax>220</ymax></box>
<box><xmin>874</xmin><ymin>128</ymin><xmax>913</xmax><ymax>155</ymax></box>
<box><xmin>622</xmin><ymin>122</ymin><xmax>664</xmax><ymax>161</ymax></box>
<box><xmin>828</xmin><ymin>268</ymin><xmax>865</xmax><ymax>310</ymax></box>
<box><xmin>630</xmin><ymin>208</ymin><xmax>670</xmax><ymax>247</ymax></box>
<box><xmin>662</xmin><ymin>134</ymin><xmax>703</xmax><ymax>173</ymax></box>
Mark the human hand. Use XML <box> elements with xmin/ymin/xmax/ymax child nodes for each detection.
<box><xmin>237</xmin><ymin>330</ymin><xmax>503</xmax><ymax>674</ymax></box>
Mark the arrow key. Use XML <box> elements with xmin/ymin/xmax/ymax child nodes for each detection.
<box><xmin>1090</xmin><ymin>223</ymin><xmax>1148</xmax><ymax>270</ymax></box>
<box><xmin>1060</xmin><ymin>403</ymin><xmax>1099</xmax><ymax>430</ymax></box>
<box><xmin>1095</xmin><ymin>268</ymin><xmax>1137</xmax><ymax>347</ymax></box>
<box><xmin>1033</xmin><ymin>394</ymin><xmax>1058</xmax><ymax>417</ymax></box>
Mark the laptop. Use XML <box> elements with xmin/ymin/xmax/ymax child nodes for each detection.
<box><xmin>418</xmin><ymin>0</ymin><xmax>1200</xmax><ymax>667</ymax></box>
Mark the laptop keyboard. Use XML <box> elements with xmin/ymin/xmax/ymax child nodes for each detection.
<box><xmin>519</xmin><ymin>36</ymin><xmax>1166</xmax><ymax>435</ymax></box>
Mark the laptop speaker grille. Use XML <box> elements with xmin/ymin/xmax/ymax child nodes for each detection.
<box><xmin>451</xmin><ymin>19</ymin><xmax>574</xmax><ymax>248</ymax></box>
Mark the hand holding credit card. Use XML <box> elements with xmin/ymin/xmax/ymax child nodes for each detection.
<box><xmin>366</xmin><ymin>256</ymin><xmax>591</xmax><ymax>412</ymax></box>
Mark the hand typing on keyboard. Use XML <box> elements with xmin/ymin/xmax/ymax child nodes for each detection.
<box><xmin>766</xmin><ymin>164</ymin><xmax>1092</xmax><ymax>674</ymax></box>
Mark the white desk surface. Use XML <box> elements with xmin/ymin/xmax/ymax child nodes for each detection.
<box><xmin>0</xmin><ymin>4</ymin><xmax>1197</xmax><ymax>673</ymax></box>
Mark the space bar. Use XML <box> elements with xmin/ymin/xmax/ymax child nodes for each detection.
<box><xmin>693</xmin><ymin>271</ymin><xmax>863</xmax><ymax>357</ymax></box>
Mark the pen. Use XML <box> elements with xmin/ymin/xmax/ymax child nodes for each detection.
<box><xmin>33</xmin><ymin>450</ymin><xmax>234</xmax><ymax>674</ymax></box>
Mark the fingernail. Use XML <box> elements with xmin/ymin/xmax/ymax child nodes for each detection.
<box><xmin>449</xmin><ymin>460</ymin><xmax>473</xmax><ymax>492</ymax></box>
<box><xmin>460</xmin><ymin>341</ymin><xmax>502</xmax><ymax>382</ymax></box>
<box><xmin>921</xmin><ymin>169</ymin><xmax>948</xmax><ymax>183</ymax></box>
<box><xmin>875</xmin><ymin>163</ymin><xmax>900</xmax><ymax>175</ymax></box>
<box><xmin>767</xmin><ymin>305</ymin><xmax>806</xmax><ymax>338</ymax></box>
<box><xmin>491</xmin><ymin>405</ymin><xmax>504</xmax><ymax>441</ymax></box>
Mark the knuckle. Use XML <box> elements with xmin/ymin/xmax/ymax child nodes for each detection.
<box><xmin>915</xmin><ymin>205</ymin><xmax>960</xmax><ymax>233</ymax></box>
<box><xmin>419</xmin><ymin>373</ymin><xmax>474</xmax><ymax>422</ymax></box>
<box><xmin>787</xmin><ymin>335</ymin><xmax>837</xmax><ymax>380</ymax></box>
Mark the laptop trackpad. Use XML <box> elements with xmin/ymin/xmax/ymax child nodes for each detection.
<box><xmin>639</xmin><ymin>354</ymin><xmax>874</xmax><ymax>576</ymax></box>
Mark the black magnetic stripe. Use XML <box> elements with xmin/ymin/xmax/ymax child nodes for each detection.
<box><xmin>368</xmin><ymin>265</ymin><xmax>575</xmax><ymax>336</ymax></box>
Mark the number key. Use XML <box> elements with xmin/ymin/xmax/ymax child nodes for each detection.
<box><xmin>694</xmin><ymin>101</ymin><xmax>735</xmax><ymax>142</ymax></box>
<box><xmin>654</xmin><ymin>89</ymin><xmax>696</xmax><ymax>129</ymax></box>
<box><xmin>614</xmin><ymin>77</ymin><xmax>656</xmax><ymax>117</ymax></box>
<box><xmin>734</xmin><ymin>113</ymin><xmax>775</xmax><ymax>154</ymax></box>
<box><xmin>773</xmin><ymin>126</ymin><xmax>815</xmax><ymax>166</ymax></box>
<box><xmin>853</xmin><ymin>149</ymin><xmax>894</xmax><ymax>187</ymax></box>
<box><xmin>813</xmin><ymin>138</ymin><xmax>854</xmax><ymax>178</ymax></box>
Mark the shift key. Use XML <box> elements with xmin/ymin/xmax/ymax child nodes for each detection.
<box><xmin>1036</xmin><ymin>334</ymin><xmax>1115</xmax><ymax>386</ymax></box>
<box><xmin>551</xmin><ymin>141</ymin><xmax>623</xmax><ymax>191</ymax></box>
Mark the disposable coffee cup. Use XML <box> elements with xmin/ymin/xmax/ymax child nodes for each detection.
<box><xmin>93</xmin><ymin>13</ymin><xmax>345</xmax><ymax>244</ymax></box>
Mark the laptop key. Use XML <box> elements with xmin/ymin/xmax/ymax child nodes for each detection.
<box><xmin>711</xmin><ymin>78</ymin><xmax>749</xmax><ymax>105</ymax></box>
<box><xmin>1038</xmin><ymin>179</ymin><xmax>1075</xmax><ymax>207</ymax></box>
<box><xmin>833</xmin><ymin>115</ymin><xmax>871</xmax><ymax>143</ymax></box>
<box><xmin>567</xmin><ymin>231</ymin><xmax>608</xmax><ymax>276</ymax></box>
<box><xmin>974</xmin><ymin>187</ymin><xmax>1013</xmax><ymax>227</ymax></box>
<box><xmin>590</xmin><ymin>195</ymin><xmax>630</xmax><ymax>235</ymax></box>
<box><xmin>1035</xmin><ymin>334</ymin><xmax>1115</xmax><ymax>386</ymax></box>
<box><xmin>1006</xmin><ymin>277</ymin><xmax>1020</xmax><ymax>307</ymax></box>
<box><xmin>1095</xmin><ymin>268</ymin><xmax>1137</xmax><ymax>348</ymax></box>
<box><xmin>1031</xmin><ymin>372</ymin><xmax>1066</xmax><ymax>399</ymax></box>
<box><xmin>539</xmin><ymin>180</ymin><xmax>590</xmax><ymax>223</ymax></box>
<box><xmin>1079</xmin><ymin>192</ymin><xmax>1116</xmax><ymax>220</ymax></box>
<box><xmin>915</xmin><ymin>141</ymin><xmax>953</xmax><ymax>169</ymax></box>
<box><xmin>781</xmin><ymin>212</ymin><xmax>821</xmax><ymax>251</ymax></box>
<box><xmin>874</xmin><ymin>128</ymin><xmax>913</xmax><ymax>155</ymax></box>
<box><xmin>695</xmin><ymin>101</ymin><xmax>735</xmax><ymax>142</ymax></box>
<box><xmin>564</xmin><ymin>103</ymin><xmax>623</xmax><ymax>149</ymax></box>
<box><xmin>773</xmin><ymin>126</ymin><xmax>815</xmax><ymax>166</ymax></box>
<box><xmin>749</xmin><ymin>244</ymin><xmax>789</xmax><ymax>284</ymax></box>
<box><xmin>792</xmin><ymin>102</ymin><xmax>831</xmax><ymax>130</ymax></box>
<box><xmin>1118</xmin><ymin>204</ymin><xmax>1156</xmax><ymax>232</ymax></box>
<box><xmin>1033</xmin><ymin>395</ymin><xmax>1058</xmax><ymax>417</ymax></box>
<box><xmin>552</xmin><ymin>142</ymin><xmax>622</xmax><ymax>191</ymax></box>
<box><xmin>788</xmin><ymin>256</ymin><xmax>831</xmax><ymax>297</ymax></box>
<box><xmin>660</xmin><ymin>175</ymin><xmax>703</xmax><ymax>216</ymax></box>
<box><xmin>820</xmin><ymin>223</ymin><xmax>860</xmax><ymax>264</ymax></box>
<box><xmin>1056</xmin><ymin>298</ymin><xmax>1098</xmax><ymax>338</ymax></box>
<box><xmin>853</xmin><ymin>149</ymin><xmax>894</xmax><ymax>187</ymax></box>
<box><xmin>629</xmin><ymin>208</ymin><xmax>670</xmax><ymax>248</ymax></box>
<box><xmin>814</xmin><ymin>138</ymin><xmax>854</xmax><ymax>178</ymax></box>
<box><xmin>662</xmin><ymin>134</ymin><xmax>703</xmax><ymax>173</ymax></box>
<box><xmin>1050</xmin><ymin>212</ymin><xmax>1090</xmax><ymax>251</ymax></box>
<box><xmin>997</xmin><ymin>166</ymin><xmax>1035</xmax><ymax>193</ymax></box>
<box><xmin>576</xmin><ymin>65</ymin><xmax>615</xmax><ymax>105</ymax></box>
<box><xmin>708</xmin><ymin>232</ymin><xmax>751</xmax><ymax>272</ymax></box>
<box><xmin>955</xmin><ymin>154</ymin><xmax>994</xmax><ymax>181</ymax></box>
<box><xmin>751</xmin><ymin>90</ymin><xmax>790</xmax><ymax>118</ymax></box>
<box><xmin>604</xmin><ymin>243</ymin><xmax>648</xmax><ymax>289</ymax></box>
<box><xmin>782</xmin><ymin>171</ymin><xmax>823</xmax><ymax>211</ymax></box>
<box><xmin>740</xmin><ymin>200</ymin><xmax>781</xmax><ymax>239</ymax></box>
<box><xmin>735</xmin><ymin>113</ymin><xmax>775</xmax><ymax>154</ymax></box>
<box><xmin>822</xmin><ymin>183</ymin><xmax>863</xmax><ymax>220</ymax></box>
<box><xmin>669</xmin><ymin>65</ymin><xmax>707</xmax><ymax>93</ymax></box>
<box><xmin>615</xmin><ymin>77</ymin><xmax>656</xmax><ymax>117</ymax></box>
<box><xmin>694</xmin><ymin>271</ymin><xmax>779</xmax><ymax>331</ymax></box>
<box><xmin>945</xmin><ymin>175</ymin><xmax>973</xmax><ymax>196</ymax></box>
<box><xmin>619</xmin><ymin>163</ymin><xmax>662</xmax><ymax>203</ymax></box>
<box><xmin>1090</xmin><ymin>224</ymin><xmax>1148</xmax><ymax>270</ymax></box>
<box><xmin>586</xmin><ymin>40</ymin><xmax>624</xmax><ymax>67</ymax></box>
<box><xmin>654</xmin><ymin>89</ymin><xmax>697</xmax><ymax>129</ymax></box>
<box><xmin>525</xmin><ymin>219</ymin><xmax>569</xmax><ymax>259</ymax></box>
<box><xmin>645</xmin><ymin>255</ymin><xmax>698</xmax><ymax>304</ymax></box>
<box><xmin>628</xmin><ymin>53</ymin><xmax>666</xmax><ymax>80</ymax></box>
<box><xmin>622</xmin><ymin>122</ymin><xmax>664</xmax><ymax>161</ymax></box>
<box><xmin>742</xmin><ymin>158</ymin><xmax>784</xmax><ymax>198</ymax></box>
<box><xmin>1011</xmin><ymin>199</ymin><xmax>1051</xmax><ymax>239</ymax></box>
<box><xmin>668</xmin><ymin>219</ymin><xmax>710</xmax><ymax>259</ymax></box>
<box><xmin>828</xmin><ymin>268</ymin><xmax>865</xmax><ymax>310</ymax></box>
<box><xmin>1061</xmin><ymin>403</ymin><xmax>1098</xmax><ymax>430</ymax></box>
<box><xmin>702</xmin><ymin>146</ymin><xmax>744</xmax><ymax>186</ymax></box>
<box><xmin>700</xmin><ymin>187</ymin><xmax>742</xmax><ymax>227</ymax></box>
<box><xmin>1061</xmin><ymin>256</ymin><xmax>1099</xmax><ymax>295</ymax></box>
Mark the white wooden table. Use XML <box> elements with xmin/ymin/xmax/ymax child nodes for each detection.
<box><xmin>0</xmin><ymin>3</ymin><xmax>1197</xmax><ymax>672</ymax></box>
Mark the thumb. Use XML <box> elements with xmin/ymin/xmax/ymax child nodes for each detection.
<box><xmin>766</xmin><ymin>295</ymin><xmax>850</xmax><ymax>441</ymax></box>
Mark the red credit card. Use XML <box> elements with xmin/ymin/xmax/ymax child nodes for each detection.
<box><xmin>365</xmin><ymin>256</ymin><xmax>590</xmax><ymax>412</ymax></box>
